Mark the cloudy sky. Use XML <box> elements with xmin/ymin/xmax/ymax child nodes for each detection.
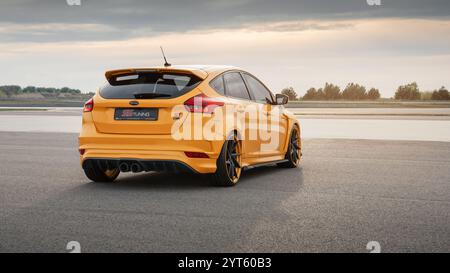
<box><xmin>1</xmin><ymin>0</ymin><xmax>450</xmax><ymax>97</ymax></box>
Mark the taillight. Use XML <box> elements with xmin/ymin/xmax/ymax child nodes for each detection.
<box><xmin>184</xmin><ymin>94</ymin><xmax>224</xmax><ymax>114</ymax></box>
<box><xmin>78</xmin><ymin>149</ymin><xmax>85</xmax><ymax>155</ymax></box>
<box><xmin>83</xmin><ymin>98</ymin><xmax>94</xmax><ymax>112</ymax></box>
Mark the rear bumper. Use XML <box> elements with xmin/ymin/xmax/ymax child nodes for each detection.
<box><xmin>79</xmin><ymin>121</ymin><xmax>221</xmax><ymax>174</ymax></box>
<box><xmin>79</xmin><ymin>148</ymin><xmax>217</xmax><ymax>173</ymax></box>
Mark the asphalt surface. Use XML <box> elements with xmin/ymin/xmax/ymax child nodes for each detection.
<box><xmin>0</xmin><ymin>131</ymin><xmax>450</xmax><ymax>253</ymax></box>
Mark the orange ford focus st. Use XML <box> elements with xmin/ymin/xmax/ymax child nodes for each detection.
<box><xmin>79</xmin><ymin>65</ymin><xmax>301</xmax><ymax>186</ymax></box>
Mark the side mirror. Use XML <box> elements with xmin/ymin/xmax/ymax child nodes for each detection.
<box><xmin>275</xmin><ymin>94</ymin><xmax>289</xmax><ymax>105</ymax></box>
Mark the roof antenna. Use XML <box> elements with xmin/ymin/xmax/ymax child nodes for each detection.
<box><xmin>160</xmin><ymin>46</ymin><xmax>171</xmax><ymax>67</ymax></box>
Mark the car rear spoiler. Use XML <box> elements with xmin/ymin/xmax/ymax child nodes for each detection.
<box><xmin>105</xmin><ymin>68</ymin><xmax>208</xmax><ymax>84</ymax></box>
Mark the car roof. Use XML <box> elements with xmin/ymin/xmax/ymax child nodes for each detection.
<box><xmin>169</xmin><ymin>65</ymin><xmax>240</xmax><ymax>73</ymax></box>
<box><xmin>147</xmin><ymin>65</ymin><xmax>241</xmax><ymax>75</ymax></box>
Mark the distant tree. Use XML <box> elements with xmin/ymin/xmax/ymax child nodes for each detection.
<box><xmin>316</xmin><ymin>88</ymin><xmax>325</xmax><ymax>100</ymax></box>
<box><xmin>302</xmin><ymin>87</ymin><xmax>318</xmax><ymax>100</ymax></box>
<box><xmin>431</xmin><ymin>86</ymin><xmax>450</xmax><ymax>100</ymax></box>
<box><xmin>36</xmin><ymin>87</ymin><xmax>47</xmax><ymax>93</ymax></box>
<box><xmin>281</xmin><ymin>87</ymin><xmax>298</xmax><ymax>101</ymax></box>
<box><xmin>0</xmin><ymin>90</ymin><xmax>7</xmax><ymax>98</ymax></box>
<box><xmin>323</xmin><ymin>83</ymin><xmax>341</xmax><ymax>100</ymax></box>
<box><xmin>420</xmin><ymin>91</ymin><xmax>433</xmax><ymax>100</ymax></box>
<box><xmin>342</xmin><ymin>83</ymin><xmax>367</xmax><ymax>100</ymax></box>
<box><xmin>0</xmin><ymin>85</ymin><xmax>21</xmax><ymax>96</ymax></box>
<box><xmin>0</xmin><ymin>85</ymin><xmax>84</xmax><ymax>98</ymax></box>
<box><xmin>22</xmin><ymin>86</ymin><xmax>37</xmax><ymax>93</ymax></box>
<box><xmin>395</xmin><ymin>82</ymin><xmax>421</xmax><ymax>100</ymax></box>
<box><xmin>60</xmin><ymin>87</ymin><xmax>70</xmax><ymax>93</ymax></box>
<box><xmin>367</xmin><ymin>88</ymin><xmax>381</xmax><ymax>100</ymax></box>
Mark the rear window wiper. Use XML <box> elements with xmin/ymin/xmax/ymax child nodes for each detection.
<box><xmin>133</xmin><ymin>93</ymin><xmax>172</xmax><ymax>99</ymax></box>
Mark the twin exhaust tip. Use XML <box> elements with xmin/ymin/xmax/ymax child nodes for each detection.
<box><xmin>119</xmin><ymin>162</ymin><xmax>142</xmax><ymax>173</ymax></box>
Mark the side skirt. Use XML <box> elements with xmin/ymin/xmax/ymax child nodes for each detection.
<box><xmin>243</xmin><ymin>159</ymin><xmax>288</xmax><ymax>170</ymax></box>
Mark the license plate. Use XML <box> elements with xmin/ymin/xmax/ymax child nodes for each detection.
<box><xmin>114</xmin><ymin>108</ymin><xmax>158</xmax><ymax>121</ymax></box>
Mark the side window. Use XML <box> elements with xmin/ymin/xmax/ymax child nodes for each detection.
<box><xmin>243</xmin><ymin>73</ymin><xmax>273</xmax><ymax>103</ymax></box>
<box><xmin>223</xmin><ymin>72</ymin><xmax>251</xmax><ymax>100</ymax></box>
<box><xmin>209</xmin><ymin>75</ymin><xmax>225</xmax><ymax>95</ymax></box>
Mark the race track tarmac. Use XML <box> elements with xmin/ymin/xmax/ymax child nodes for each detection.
<box><xmin>0</xmin><ymin>132</ymin><xmax>449</xmax><ymax>252</ymax></box>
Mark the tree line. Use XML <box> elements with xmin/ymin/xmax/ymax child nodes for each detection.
<box><xmin>281</xmin><ymin>82</ymin><xmax>450</xmax><ymax>101</ymax></box>
<box><xmin>0</xmin><ymin>85</ymin><xmax>82</xmax><ymax>98</ymax></box>
<box><xmin>395</xmin><ymin>82</ymin><xmax>450</xmax><ymax>100</ymax></box>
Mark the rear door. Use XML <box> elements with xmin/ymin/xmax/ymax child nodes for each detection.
<box><xmin>222</xmin><ymin>72</ymin><xmax>259</xmax><ymax>157</ymax></box>
<box><xmin>92</xmin><ymin>71</ymin><xmax>202</xmax><ymax>135</ymax></box>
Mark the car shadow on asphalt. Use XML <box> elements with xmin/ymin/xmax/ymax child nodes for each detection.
<box><xmin>1</xmin><ymin>163</ymin><xmax>304</xmax><ymax>252</ymax></box>
<box><xmin>113</xmin><ymin>172</ymin><xmax>211</xmax><ymax>189</ymax></box>
<box><xmin>85</xmin><ymin>164</ymin><xmax>304</xmax><ymax>191</ymax></box>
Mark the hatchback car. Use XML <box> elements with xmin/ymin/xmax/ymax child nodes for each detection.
<box><xmin>79</xmin><ymin>65</ymin><xmax>301</xmax><ymax>186</ymax></box>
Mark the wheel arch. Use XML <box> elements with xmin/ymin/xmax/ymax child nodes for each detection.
<box><xmin>282</xmin><ymin>120</ymin><xmax>301</xmax><ymax>154</ymax></box>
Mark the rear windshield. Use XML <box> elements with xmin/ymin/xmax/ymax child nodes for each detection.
<box><xmin>100</xmin><ymin>72</ymin><xmax>202</xmax><ymax>99</ymax></box>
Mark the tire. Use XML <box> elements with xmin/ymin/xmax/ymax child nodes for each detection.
<box><xmin>83</xmin><ymin>161</ymin><xmax>120</xmax><ymax>183</ymax></box>
<box><xmin>211</xmin><ymin>133</ymin><xmax>242</xmax><ymax>187</ymax></box>
<box><xmin>278</xmin><ymin>126</ymin><xmax>301</xmax><ymax>168</ymax></box>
